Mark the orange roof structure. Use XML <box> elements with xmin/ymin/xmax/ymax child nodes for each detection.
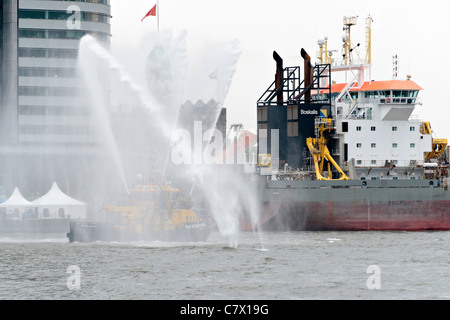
<box><xmin>329</xmin><ymin>80</ymin><xmax>423</xmax><ymax>94</ymax></box>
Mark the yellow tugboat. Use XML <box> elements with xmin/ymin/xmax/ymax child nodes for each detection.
<box><xmin>67</xmin><ymin>168</ymin><xmax>215</xmax><ymax>243</ymax></box>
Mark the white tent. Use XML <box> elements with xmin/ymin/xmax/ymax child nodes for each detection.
<box><xmin>0</xmin><ymin>187</ymin><xmax>36</xmax><ymax>220</ymax></box>
<box><xmin>32</xmin><ymin>182</ymin><xmax>87</xmax><ymax>219</ymax></box>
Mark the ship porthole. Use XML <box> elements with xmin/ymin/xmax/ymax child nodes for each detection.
<box><xmin>362</xmin><ymin>181</ymin><xmax>367</xmax><ymax>187</ymax></box>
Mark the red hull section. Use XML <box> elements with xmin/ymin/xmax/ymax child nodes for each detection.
<box><xmin>244</xmin><ymin>200</ymin><xmax>450</xmax><ymax>232</ymax></box>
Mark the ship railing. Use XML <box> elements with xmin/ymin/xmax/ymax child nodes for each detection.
<box><xmin>335</xmin><ymin>114</ymin><xmax>373</xmax><ymax>120</ymax></box>
<box><xmin>354</xmin><ymin>159</ymin><xmax>425</xmax><ymax>168</ymax></box>
<box><xmin>368</xmin><ymin>97</ymin><xmax>422</xmax><ymax>105</ymax></box>
<box><xmin>333</xmin><ymin>97</ymin><xmax>422</xmax><ymax>106</ymax></box>
<box><xmin>380</xmin><ymin>97</ymin><xmax>422</xmax><ymax>105</ymax></box>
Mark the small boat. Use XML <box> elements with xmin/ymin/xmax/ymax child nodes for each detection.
<box><xmin>67</xmin><ymin>169</ymin><xmax>215</xmax><ymax>243</ymax></box>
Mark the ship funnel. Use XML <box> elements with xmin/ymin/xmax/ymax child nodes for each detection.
<box><xmin>301</xmin><ymin>48</ymin><xmax>313</xmax><ymax>102</ymax></box>
<box><xmin>273</xmin><ymin>51</ymin><xmax>284</xmax><ymax>104</ymax></box>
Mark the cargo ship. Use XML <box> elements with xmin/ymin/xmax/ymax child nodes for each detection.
<box><xmin>252</xmin><ymin>16</ymin><xmax>450</xmax><ymax>231</ymax></box>
<box><xmin>67</xmin><ymin>165</ymin><xmax>215</xmax><ymax>243</ymax></box>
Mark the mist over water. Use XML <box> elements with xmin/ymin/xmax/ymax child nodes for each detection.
<box><xmin>76</xmin><ymin>30</ymin><xmax>260</xmax><ymax>247</ymax></box>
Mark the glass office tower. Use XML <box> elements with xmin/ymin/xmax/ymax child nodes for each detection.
<box><xmin>0</xmin><ymin>0</ymin><xmax>112</xmax><ymax>199</ymax></box>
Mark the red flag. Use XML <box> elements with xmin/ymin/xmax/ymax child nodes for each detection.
<box><xmin>141</xmin><ymin>4</ymin><xmax>157</xmax><ymax>22</ymax></box>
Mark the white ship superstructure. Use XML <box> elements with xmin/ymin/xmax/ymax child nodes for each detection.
<box><xmin>317</xmin><ymin>16</ymin><xmax>447</xmax><ymax>181</ymax></box>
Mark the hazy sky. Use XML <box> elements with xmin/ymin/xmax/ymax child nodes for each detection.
<box><xmin>109</xmin><ymin>0</ymin><xmax>450</xmax><ymax>140</ymax></box>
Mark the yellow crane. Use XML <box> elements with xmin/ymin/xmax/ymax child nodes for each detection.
<box><xmin>307</xmin><ymin>118</ymin><xmax>350</xmax><ymax>181</ymax></box>
<box><xmin>421</xmin><ymin>122</ymin><xmax>448</xmax><ymax>160</ymax></box>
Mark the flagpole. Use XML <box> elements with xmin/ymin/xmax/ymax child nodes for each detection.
<box><xmin>157</xmin><ymin>0</ymin><xmax>160</xmax><ymax>34</ymax></box>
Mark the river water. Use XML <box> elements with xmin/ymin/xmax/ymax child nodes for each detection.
<box><xmin>0</xmin><ymin>230</ymin><xmax>448</xmax><ymax>300</ymax></box>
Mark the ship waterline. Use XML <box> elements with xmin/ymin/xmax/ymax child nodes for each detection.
<box><xmin>238</xmin><ymin>178</ymin><xmax>450</xmax><ymax>232</ymax></box>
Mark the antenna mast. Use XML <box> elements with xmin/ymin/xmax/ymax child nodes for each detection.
<box><xmin>365</xmin><ymin>15</ymin><xmax>373</xmax><ymax>65</ymax></box>
<box><xmin>343</xmin><ymin>16</ymin><xmax>357</xmax><ymax>65</ymax></box>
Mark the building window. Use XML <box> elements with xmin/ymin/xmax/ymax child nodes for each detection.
<box><xmin>371</xmin><ymin>143</ymin><xmax>376</xmax><ymax>148</ymax></box>
<box><xmin>18</xmin><ymin>48</ymin><xmax>78</xmax><ymax>59</ymax></box>
<box><xmin>356</xmin><ymin>126</ymin><xmax>361</xmax><ymax>132</ymax></box>
<box><xmin>410</xmin><ymin>143</ymin><xmax>416</xmax><ymax>148</ymax></box>
<box><xmin>392</xmin><ymin>126</ymin><xmax>398</xmax><ymax>132</ymax></box>
<box><xmin>371</xmin><ymin>126</ymin><xmax>376</xmax><ymax>131</ymax></box>
<box><xmin>19</xmin><ymin>29</ymin><xmax>109</xmax><ymax>42</ymax></box>
<box><xmin>357</xmin><ymin>143</ymin><xmax>362</xmax><ymax>148</ymax></box>
<box><xmin>287</xmin><ymin>106</ymin><xmax>298</xmax><ymax>121</ymax></box>
<box><xmin>287</xmin><ymin>122</ymin><xmax>299</xmax><ymax>137</ymax></box>
<box><xmin>19</xmin><ymin>67</ymin><xmax>77</xmax><ymax>78</ymax></box>
<box><xmin>257</xmin><ymin>107</ymin><xmax>268</xmax><ymax>122</ymax></box>
<box><xmin>410</xmin><ymin>127</ymin><xmax>415</xmax><ymax>132</ymax></box>
<box><xmin>18</xmin><ymin>86</ymin><xmax>78</xmax><ymax>97</ymax></box>
<box><xmin>18</xmin><ymin>10</ymin><xmax>110</xmax><ymax>23</ymax></box>
<box><xmin>393</xmin><ymin>143</ymin><xmax>398</xmax><ymax>148</ymax></box>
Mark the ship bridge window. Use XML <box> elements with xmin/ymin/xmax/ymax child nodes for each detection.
<box><xmin>365</xmin><ymin>91</ymin><xmax>382</xmax><ymax>99</ymax></box>
<box><xmin>380</xmin><ymin>91</ymin><xmax>392</xmax><ymax>103</ymax></box>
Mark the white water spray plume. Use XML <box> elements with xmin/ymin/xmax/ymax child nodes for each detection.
<box><xmin>76</xmin><ymin>31</ymin><xmax>260</xmax><ymax>247</ymax></box>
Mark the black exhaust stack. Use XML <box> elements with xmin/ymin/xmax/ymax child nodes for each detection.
<box><xmin>273</xmin><ymin>51</ymin><xmax>284</xmax><ymax>105</ymax></box>
<box><xmin>301</xmin><ymin>48</ymin><xmax>313</xmax><ymax>102</ymax></box>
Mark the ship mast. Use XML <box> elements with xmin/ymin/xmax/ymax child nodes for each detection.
<box><xmin>342</xmin><ymin>16</ymin><xmax>358</xmax><ymax>66</ymax></box>
<box><xmin>364</xmin><ymin>15</ymin><xmax>373</xmax><ymax>65</ymax></box>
